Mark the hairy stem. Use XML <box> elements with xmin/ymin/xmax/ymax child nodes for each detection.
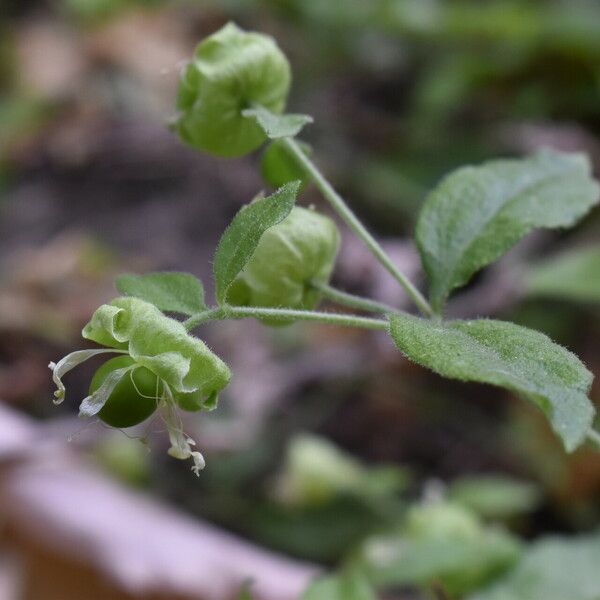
<box><xmin>281</xmin><ymin>136</ymin><xmax>434</xmax><ymax>317</ymax></box>
<box><xmin>185</xmin><ymin>305</ymin><xmax>389</xmax><ymax>331</ymax></box>
<box><xmin>183</xmin><ymin>307</ymin><xmax>223</xmax><ymax>330</ymax></box>
<box><xmin>312</xmin><ymin>281</ymin><xmax>399</xmax><ymax>315</ymax></box>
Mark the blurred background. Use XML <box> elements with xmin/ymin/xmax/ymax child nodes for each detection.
<box><xmin>1</xmin><ymin>0</ymin><xmax>599</xmax><ymax>598</ymax></box>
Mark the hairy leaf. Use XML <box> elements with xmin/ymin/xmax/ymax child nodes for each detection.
<box><xmin>389</xmin><ymin>314</ymin><xmax>594</xmax><ymax>451</ymax></box>
<box><xmin>116</xmin><ymin>272</ymin><xmax>205</xmax><ymax>315</ymax></box>
<box><xmin>416</xmin><ymin>150</ymin><xmax>600</xmax><ymax>312</ymax></box>
<box><xmin>243</xmin><ymin>105</ymin><xmax>313</xmax><ymax>139</ymax></box>
<box><xmin>213</xmin><ymin>181</ymin><xmax>300</xmax><ymax>304</ymax></box>
<box><xmin>470</xmin><ymin>533</ymin><xmax>600</xmax><ymax>600</ymax></box>
<box><xmin>527</xmin><ymin>245</ymin><xmax>600</xmax><ymax>304</ymax></box>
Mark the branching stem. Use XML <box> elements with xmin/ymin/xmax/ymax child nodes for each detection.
<box><xmin>184</xmin><ymin>308</ymin><xmax>223</xmax><ymax>330</ymax></box>
<box><xmin>311</xmin><ymin>281</ymin><xmax>399</xmax><ymax>315</ymax></box>
<box><xmin>281</xmin><ymin>136</ymin><xmax>434</xmax><ymax>317</ymax></box>
<box><xmin>184</xmin><ymin>305</ymin><xmax>389</xmax><ymax>331</ymax></box>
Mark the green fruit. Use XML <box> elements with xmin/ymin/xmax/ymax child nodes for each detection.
<box><xmin>89</xmin><ymin>356</ymin><xmax>159</xmax><ymax>428</ymax></box>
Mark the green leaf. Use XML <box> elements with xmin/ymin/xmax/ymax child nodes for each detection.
<box><xmin>213</xmin><ymin>181</ymin><xmax>300</xmax><ymax>304</ymax></box>
<box><xmin>363</xmin><ymin>534</ymin><xmax>520</xmax><ymax>598</ymax></box>
<box><xmin>416</xmin><ymin>150</ymin><xmax>600</xmax><ymax>312</ymax></box>
<box><xmin>469</xmin><ymin>532</ymin><xmax>600</xmax><ymax>600</ymax></box>
<box><xmin>116</xmin><ymin>272</ymin><xmax>205</xmax><ymax>315</ymax></box>
<box><xmin>448</xmin><ymin>475</ymin><xmax>542</xmax><ymax>520</ymax></box>
<box><xmin>389</xmin><ymin>314</ymin><xmax>594</xmax><ymax>451</ymax></box>
<box><xmin>248</xmin><ymin>498</ymin><xmax>385</xmax><ymax>562</ymax></box>
<box><xmin>302</xmin><ymin>570</ymin><xmax>376</xmax><ymax>600</ymax></box>
<box><xmin>234</xmin><ymin>581</ymin><xmax>254</xmax><ymax>600</ymax></box>
<box><xmin>356</xmin><ymin>502</ymin><xmax>521</xmax><ymax>597</ymax></box>
<box><xmin>276</xmin><ymin>434</ymin><xmax>408</xmax><ymax>508</ymax></box>
<box><xmin>526</xmin><ymin>245</ymin><xmax>600</xmax><ymax>304</ymax></box>
<box><xmin>243</xmin><ymin>105</ymin><xmax>313</xmax><ymax>139</ymax></box>
<box><xmin>261</xmin><ymin>139</ymin><xmax>312</xmax><ymax>190</ymax></box>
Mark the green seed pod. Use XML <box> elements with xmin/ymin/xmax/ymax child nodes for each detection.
<box><xmin>227</xmin><ymin>206</ymin><xmax>340</xmax><ymax>317</ymax></box>
<box><xmin>175</xmin><ymin>22</ymin><xmax>291</xmax><ymax>157</ymax></box>
<box><xmin>89</xmin><ymin>356</ymin><xmax>214</xmax><ymax>426</ymax></box>
<box><xmin>89</xmin><ymin>356</ymin><xmax>159</xmax><ymax>428</ymax></box>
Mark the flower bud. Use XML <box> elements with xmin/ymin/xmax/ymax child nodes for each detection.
<box><xmin>175</xmin><ymin>22</ymin><xmax>291</xmax><ymax>157</ymax></box>
<box><xmin>227</xmin><ymin>206</ymin><xmax>340</xmax><ymax>315</ymax></box>
<box><xmin>51</xmin><ymin>297</ymin><xmax>231</xmax><ymax>474</ymax></box>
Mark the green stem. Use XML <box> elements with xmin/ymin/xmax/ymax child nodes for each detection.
<box><xmin>312</xmin><ymin>281</ymin><xmax>399</xmax><ymax>315</ymax></box>
<box><xmin>185</xmin><ymin>305</ymin><xmax>389</xmax><ymax>331</ymax></box>
<box><xmin>281</xmin><ymin>136</ymin><xmax>434</xmax><ymax>318</ymax></box>
<box><xmin>586</xmin><ymin>429</ymin><xmax>600</xmax><ymax>449</ymax></box>
<box><xmin>183</xmin><ymin>307</ymin><xmax>223</xmax><ymax>330</ymax></box>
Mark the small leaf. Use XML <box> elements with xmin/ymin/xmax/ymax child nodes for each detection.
<box><xmin>469</xmin><ymin>532</ymin><xmax>600</xmax><ymax>600</ymax></box>
<box><xmin>448</xmin><ymin>475</ymin><xmax>542</xmax><ymax>520</ymax></box>
<box><xmin>356</xmin><ymin>502</ymin><xmax>521</xmax><ymax>597</ymax></box>
<box><xmin>416</xmin><ymin>150</ymin><xmax>600</xmax><ymax>312</ymax></box>
<box><xmin>302</xmin><ymin>570</ymin><xmax>377</xmax><ymax>600</ymax></box>
<box><xmin>213</xmin><ymin>181</ymin><xmax>300</xmax><ymax>304</ymax></box>
<box><xmin>276</xmin><ymin>434</ymin><xmax>408</xmax><ymax>508</ymax></box>
<box><xmin>116</xmin><ymin>272</ymin><xmax>205</xmax><ymax>315</ymax></box>
<box><xmin>243</xmin><ymin>105</ymin><xmax>313</xmax><ymax>139</ymax></box>
<box><xmin>526</xmin><ymin>245</ymin><xmax>600</xmax><ymax>304</ymax></box>
<box><xmin>79</xmin><ymin>365</ymin><xmax>133</xmax><ymax>418</ymax></box>
<box><xmin>389</xmin><ymin>314</ymin><xmax>594</xmax><ymax>451</ymax></box>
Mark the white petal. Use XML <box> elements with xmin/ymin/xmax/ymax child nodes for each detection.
<box><xmin>49</xmin><ymin>349</ymin><xmax>123</xmax><ymax>405</ymax></box>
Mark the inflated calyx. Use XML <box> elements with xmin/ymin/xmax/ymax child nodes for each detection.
<box><xmin>49</xmin><ymin>297</ymin><xmax>231</xmax><ymax>474</ymax></box>
<box><xmin>227</xmin><ymin>206</ymin><xmax>340</xmax><ymax>314</ymax></box>
<box><xmin>175</xmin><ymin>22</ymin><xmax>291</xmax><ymax>157</ymax></box>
